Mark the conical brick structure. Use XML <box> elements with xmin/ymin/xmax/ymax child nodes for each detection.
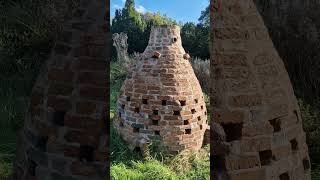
<box><xmin>13</xmin><ymin>1</ymin><xmax>108</xmax><ymax>179</ymax></box>
<box><xmin>114</xmin><ymin>25</ymin><xmax>208</xmax><ymax>154</ymax></box>
<box><xmin>211</xmin><ymin>0</ymin><xmax>311</xmax><ymax>179</ymax></box>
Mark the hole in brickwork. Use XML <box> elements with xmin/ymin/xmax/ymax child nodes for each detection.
<box><xmin>198</xmin><ymin>116</ymin><xmax>201</xmax><ymax>121</ymax></box>
<box><xmin>152</xmin><ymin>120</ymin><xmax>159</xmax><ymax>125</ymax></box>
<box><xmin>133</xmin><ymin>127</ymin><xmax>140</xmax><ymax>133</ymax></box>
<box><xmin>79</xmin><ymin>145</ymin><xmax>94</xmax><ymax>162</ymax></box>
<box><xmin>191</xmin><ymin>109</ymin><xmax>196</xmax><ymax>114</ymax></box>
<box><xmin>153</xmin><ymin>110</ymin><xmax>158</xmax><ymax>115</ymax></box>
<box><xmin>162</xmin><ymin>100</ymin><xmax>167</xmax><ymax>106</ymax></box>
<box><xmin>290</xmin><ymin>139</ymin><xmax>298</xmax><ymax>151</ymax></box>
<box><xmin>180</xmin><ymin>100</ymin><xmax>186</xmax><ymax>106</ymax></box>
<box><xmin>53</xmin><ymin>111</ymin><xmax>66</xmax><ymax>126</ymax></box>
<box><xmin>303</xmin><ymin>158</ymin><xmax>311</xmax><ymax>171</ymax></box>
<box><xmin>269</xmin><ymin>118</ymin><xmax>281</xmax><ymax>132</ymax></box>
<box><xmin>173</xmin><ymin>37</ymin><xmax>177</xmax><ymax>43</ymax></box>
<box><xmin>204</xmin><ymin>111</ymin><xmax>207</xmax><ymax>115</ymax></box>
<box><xmin>27</xmin><ymin>159</ymin><xmax>37</xmax><ymax>176</ymax></box>
<box><xmin>120</xmin><ymin>121</ymin><xmax>124</xmax><ymax>127</ymax></box>
<box><xmin>36</xmin><ymin>136</ymin><xmax>48</xmax><ymax>152</ymax></box>
<box><xmin>184</xmin><ymin>120</ymin><xmax>189</xmax><ymax>125</ymax></box>
<box><xmin>201</xmin><ymin>105</ymin><xmax>204</xmax><ymax>110</ymax></box>
<box><xmin>221</xmin><ymin>123</ymin><xmax>243</xmax><ymax>142</ymax></box>
<box><xmin>185</xmin><ymin>129</ymin><xmax>191</xmax><ymax>134</ymax></box>
<box><xmin>118</xmin><ymin>112</ymin><xmax>122</xmax><ymax>118</ymax></box>
<box><xmin>173</xmin><ymin>111</ymin><xmax>180</xmax><ymax>116</ymax></box>
<box><xmin>126</xmin><ymin>96</ymin><xmax>131</xmax><ymax>101</ymax></box>
<box><xmin>155</xmin><ymin>130</ymin><xmax>160</xmax><ymax>135</ymax></box>
<box><xmin>134</xmin><ymin>147</ymin><xmax>141</xmax><ymax>153</ymax></box>
<box><xmin>294</xmin><ymin>110</ymin><xmax>299</xmax><ymax>122</ymax></box>
<box><xmin>200</xmin><ymin>125</ymin><xmax>203</xmax><ymax>130</ymax></box>
<box><xmin>212</xmin><ymin>155</ymin><xmax>226</xmax><ymax>171</ymax></box>
<box><xmin>121</xmin><ymin>104</ymin><xmax>125</xmax><ymax>109</ymax></box>
<box><xmin>135</xmin><ymin>107</ymin><xmax>140</xmax><ymax>113</ymax></box>
<box><xmin>195</xmin><ymin>99</ymin><xmax>198</xmax><ymax>103</ymax></box>
<box><xmin>142</xmin><ymin>99</ymin><xmax>148</xmax><ymax>105</ymax></box>
<box><xmin>259</xmin><ymin>150</ymin><xmax>273</xmax><ymax>166</ymax></box>
<box><xmin>279</xmin><ymin>172</ymin><xmax>289</xmax><ymax>180</ymax></box>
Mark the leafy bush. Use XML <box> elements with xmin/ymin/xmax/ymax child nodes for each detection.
<box><xmin>190</xmin><ymin>58</ymin><xmax>210</xmax><ymax>94</ymax></box>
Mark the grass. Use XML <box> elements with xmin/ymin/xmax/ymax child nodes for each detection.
<box><xmin>109</xmin><ymin>61</ymin><xmax>210</xmax><ymax>179</ymax></box>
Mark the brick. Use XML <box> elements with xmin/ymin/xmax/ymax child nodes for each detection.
<box><xmin>48</xmin><ymin>69</ymin><xmax>74</xmax><ymax>82</ymax></box>
<box><xmin>70</xmin><ymin>162</ymin><xmax>97</xmax><ymax>176</ymax></box>
<box><xmin>229</xmin><ymin>94</ymin><xmax>262</xmax><ymax>107</ymax></box>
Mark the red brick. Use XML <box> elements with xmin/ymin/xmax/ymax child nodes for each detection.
<box><xmin>48</xmin><ymin>69</ymin><xmax>74</xmax><ymax>82</ymax></box>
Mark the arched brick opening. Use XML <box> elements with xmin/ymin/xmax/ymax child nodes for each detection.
<box><xmin>13</xmin><ymin>0</ymin><xmax>109</xmax><ymax>179</ymax></box>
<box><xmin>211</xmin><ymin>0</ymin><xmax>311</xmax><ymax>179</ymax></box>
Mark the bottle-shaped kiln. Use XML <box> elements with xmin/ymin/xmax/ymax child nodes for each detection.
<box><xmin>114</xmin><ymin>25</ymin><xmax>208</xmax><ymax>154</ymax></box>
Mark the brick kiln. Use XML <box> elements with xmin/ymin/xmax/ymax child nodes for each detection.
<box><xmin>13</xmin><ymin>1</ymin><xmax>108</xmax><ymax>179</ymax></box>
<box><xmin>114</xmin><ymin>25</ymin><xmax>208</xmax><ymax>154</ymax></box>
<box><xmin>211</xmin><ymin>0</ymin><xmax>311</xmax><ymax>179</ymax></box>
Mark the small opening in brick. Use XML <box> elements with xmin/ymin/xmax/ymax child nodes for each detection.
<box><xmin>290</xmin><ymin>139</ymin><xmax>298</xmax><ymax>151</ymax></box>
<box><xmin>121</xmin><ymin>104</ymin><xmax>125</xmax><ymax>109</ymax></box>
<box><xmin>303</xmin><ymin>158</ymin><xmax>310</xmax><ymax>171</ymax></box>
<box><xmin>134</xmin><ymin>147</ymin><xmax>141</xmax><ymax>153</ymax></box>
<box><xmin>191</xmin><ymin>109</ymin><xmax>196</xmax><ymax>114</ymax></box>
<box><xmin>259</xmin><ymin>150</ymin><xmax>273</xmax><ymax>166</ymax></box>
<box><xmin>118</xmin><ymin>112</ymin><xmax>121</xmax><ymax>118</ymax></box>
<box><xmin>153</xmin><ymin>110</ymin><xmax>158</xmax><ymax>115</ymax></box>
<box><xmin>162</xmin><ymin>100</ymin><xmax>167</xmax><ymax>106</ymax></box>
<box><xmin>142</xmin><ymin>99</ymin><xmax>148</xmax><ymax>105</ymax></box>
<box><xmin>221</xmin><ymin>123</ymin><xmax>243</xmax><ymax>142</ymax></box>
<box><xmin>79</xmin><ymin>145</ymin><xmax>94</xmax><ymax>162</ymax></box>
<box><xmin>135</xmin><ymin>107</ymin><xmax>140</xmax><ymax>113</ymax></box>
<box><xmin>279</xmin><ymin>172</ymin><xmax>289</xmax><ymax>180</ymax></box>
<box><xmin>152</xmin><ymin>120</ymin><xmax>159</xmax><ymax>125</ymax></box>
<box><xmin>173</xmin><ymin>37</ymin><xmax>177</xmax><ymax>42</ymax></box>
<box><xmin>155</xmin><ymin>130</ymin><xmax>160</xmax><ymax>135</ymax></box>
<box><xmin>37</xmin><ymin>136</ymin><xmax>48</xmax><ymax>152</ymax></box>
<box><xmin>213</xmin><ymin>155</ymin><xmax>226</xmax><ymax>171</ymax></box>
<box><xmin>201</xmin><ymin>105</ymin><xmax>204</xmax><ymax>110</ymax></box>
<box><xmin>53</xmin><ymin>111</ymin><xmax>66</xmax><ymax>126</ymax></box>
<box><xmin>198</xmin><ymin>116</ymin><xmax>201</xmax><ymax>121</ymax></box>
<box><xmin>269</xmin><ymin>118</ymin><xmax>281</xmax><ymax>132</ymax></box>
<box><xmin>173</xmin><ymin>111</ymin><xmax>180</xmax><ymax>116</ymax></box>
<box><xmin>133</xmin><ymin>127</ymin><xmax>140</xmax><ymax>133</ymax></box>
<box><xmin>184</xmin><ymin>120</ymin><xmax>189</xmax><ymax>125</ymax></box>
<box><xmin>180</xmin><ymin>100</ymin><xmax>186</xmax><ymax>106</ymax></box>
<box><xmin>27</xmin><ymin>159</ymin><xmax>37</xmax><ymax>176</ymax></box>
<box><xmin>200</xmin><ymin>125</ymin><xmax>203</xmax><ymax>130</ymax></box>
<box><xmin>126</xmin><ymin>96</ymin><xmax>131</xmax><ymax>101</ymax></box>
<box><xmin>120</xmin><ymin>121</ymin><xmax>124</xmax><ymax>127</ymax></box>
<box><xmin>195</xmin><ymin>99</ymin><xmax>198</xmax><ymax>103</ymax></box>
<box><xmin>294</xmin><ymin>110</ymin><xmax>299</xmax><ymax>122</ymax></box>
<box><xmin>185</xmin><ymin>129</ymin><xmax>191</xmax><ymax>134</ymax></box>
<box><xmin>204</xmin><ymin>111</ymin><xmax>207</xmax><ymax>115</ymax></box>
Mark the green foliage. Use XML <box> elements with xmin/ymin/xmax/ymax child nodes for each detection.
<box><xmin>0</xmin><ymin>0</ymin><xmax>58</xmax><ymax>78</ymax></box>
<box><xmin>111</xmin><ymin>0</ymin><xmax>209</xmax><ymax>59</ymax></box>
<box><xmin>299</xmin><ymin>99</ymin><xmax>320</xmax><ymax>164</ymax></box>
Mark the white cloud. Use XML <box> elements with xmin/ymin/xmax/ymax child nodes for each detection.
<box><xmin>113</xmin><ymin>4</ymin><xmax>121</xmax><ymax>9</ymax></box>
<box><xmin>135</xmin><ymin>5</ymin><xmax>147</xmax><ymax>13</ymax></box>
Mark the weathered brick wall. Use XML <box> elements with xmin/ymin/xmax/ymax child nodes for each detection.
<box><xmin>13</xmin><ymin>0</ymin><xmax>109</xmax><ymax>179</ymax></box>
<box><xmin>114</xmin><ymin>25</ymin><xmax>208</xmax><ymax>155</ymax></box>
<box><xmin>211</xmin><ymin>0</ymin><xmax>311</xmax><ymax>179</ymax></box>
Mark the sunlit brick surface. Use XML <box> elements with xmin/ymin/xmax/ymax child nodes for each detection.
<box><xmin>114</xmin><ymin>25</ymin><xmax>208</xmax><ymax>154</ymax></box>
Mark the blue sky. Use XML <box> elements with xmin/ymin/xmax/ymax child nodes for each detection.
<box><xmin>110</xmin><ymin>0</ymin><xmax>209</xmax><ymax>23</ymax></box>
